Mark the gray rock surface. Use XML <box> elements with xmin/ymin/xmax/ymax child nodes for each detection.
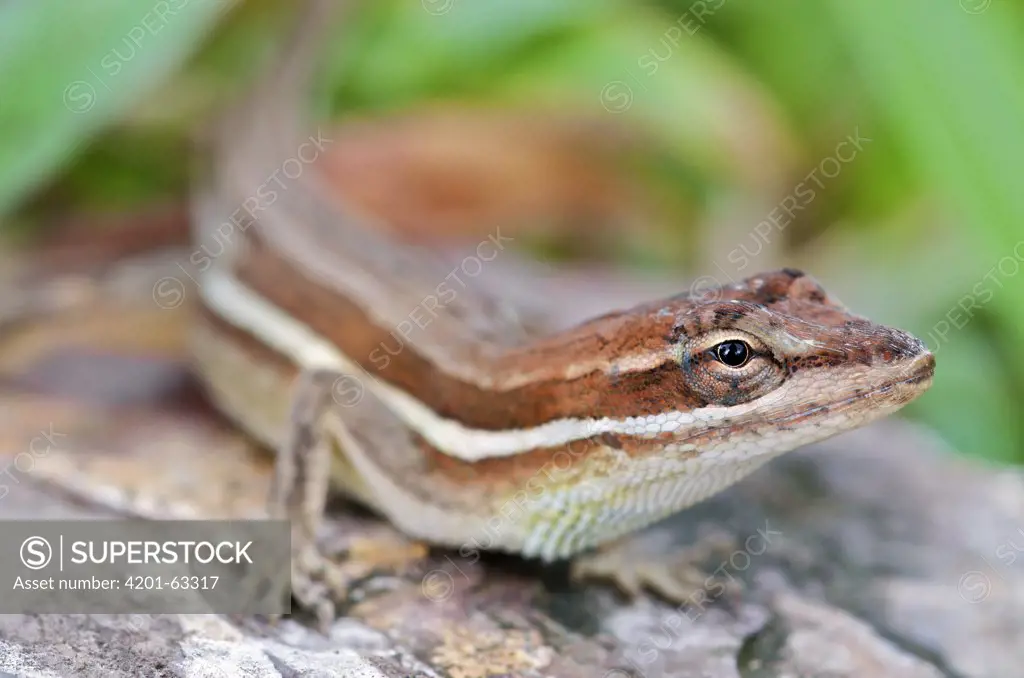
<box><xmin>0</xmin><ymin>419</ymin><xmax>1020</xmax><ymax>677</ymax></box>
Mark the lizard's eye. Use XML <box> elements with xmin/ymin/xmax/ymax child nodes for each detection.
<box><xmin>713</xmin><ymin>340</ymin><xmax>750</xmax><ymax>368</ymax></box>
<box><xmin>681</xmin><ymin>329</ymin><xmax>785</xmax><ymax>405</ymax></box>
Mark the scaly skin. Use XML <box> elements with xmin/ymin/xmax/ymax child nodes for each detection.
<box><xmin>192</xmin><ymin>268</ymin><xmax>935</xmax><ymax>563</ymax></box>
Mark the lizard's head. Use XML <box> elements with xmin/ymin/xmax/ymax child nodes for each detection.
<box><xmin>664</xmin><ymin>268</ymin><xmax>934</xmax><ymax>459</ymax></box>
<box><xmin>498</xmin><ymin>268</ymin><xmax>935</xmax><ymax>559</ymax></box>
<box><xmin>398</xmin><ymin>268</ymin><xmax>934</xmax><ymax>560</ymax></box>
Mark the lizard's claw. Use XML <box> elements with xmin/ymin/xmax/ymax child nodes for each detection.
<box><xmin>289</xmin><ymin>533</ymin><xmax>429</xmax><ymax>633</ymax></box>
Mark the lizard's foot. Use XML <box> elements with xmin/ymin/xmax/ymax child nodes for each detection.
<box><xmin>288</xmin><ymin>531</ymin><xmax>429</xmax><ymax>632</ymax></box>
<box><xmin>571</xmin><ymin>529</ymin><xmax>741</xmax><ymax>606</ymax></box>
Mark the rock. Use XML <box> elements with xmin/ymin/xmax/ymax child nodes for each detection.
<box><xmin>0</xmin><ymin>418</ymin><xmax>1019</xmax><ymax>677</ymax></box>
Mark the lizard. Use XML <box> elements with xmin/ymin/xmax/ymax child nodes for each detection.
<box><xmin>183</xmin><ymin>0</ymin><xmax>936</xmax><ymax>628</ymax></box>
<box><xmin>6</xmin><ymin>0</ymin><xmax>933</xmax><ymax>631</ymax></box>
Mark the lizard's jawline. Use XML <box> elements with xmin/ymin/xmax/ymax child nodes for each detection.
<box><xmin>517</xmin><ymin>367</ymin><xmax>934</xmax><ymax>560</ymax></box>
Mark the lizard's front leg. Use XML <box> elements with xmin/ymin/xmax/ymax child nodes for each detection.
<box><xmin>269</xmin><ymin>368</ymin><xmax>339</xmax><ymax>628</ymax></box>
<box><xmin>270</xmin><ymin>368</ymin><xmax>426</xmax><ymax>631</ymax></box>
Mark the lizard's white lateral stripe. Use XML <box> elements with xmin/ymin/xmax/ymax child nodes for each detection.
<box><xmin>201</xmin><ymin>268</ymin><xmax>756</xmax><ymax>461</ymax></box>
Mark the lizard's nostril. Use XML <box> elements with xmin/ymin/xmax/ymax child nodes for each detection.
<box><xmin>882</xmin><ymin>328</ymin><xmax>928</xmax><ymax>362</ymax></box>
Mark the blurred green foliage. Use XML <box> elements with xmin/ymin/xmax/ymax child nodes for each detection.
<box><xmin>0</xmin><ymin>0</ymin><xmax>1022</xmax><ymax>462</ymax></box>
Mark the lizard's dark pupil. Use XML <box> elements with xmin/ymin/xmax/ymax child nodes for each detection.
<box><xmin>714</xmin><ymin>340</ymin><xmax>750</xmax><ymax>367</ymax></box>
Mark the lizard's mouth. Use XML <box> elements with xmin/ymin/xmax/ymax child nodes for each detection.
<box><xmin>764</xmin><ymin>351</ymin><xmax>935</xmax><ymax>429</ymax></box>
<box><xmin>868</xmin><ymin>350</ymin><xmax>935</xmax><ymax>400</ymax></box>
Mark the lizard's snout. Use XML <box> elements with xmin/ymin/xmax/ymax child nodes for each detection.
<box><xmin>871</xmin><ymin>326</ymin><xmax>929</xmax><ymax>364</ymax></box>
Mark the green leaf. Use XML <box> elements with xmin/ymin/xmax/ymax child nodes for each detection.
<box><xmin>906</xmin><ymin>327</ymin><xmax>1019</xmax><ymax>464</ymax></box>
<box><xmin>827</xmin><ymin>0</ymin><xmax>1024</xmax><ymax>372</ymax></box>
<box><xmin>0</xmin><ymin>0</ymin><xmax>234</xmax><ymax>217</ymax></box>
